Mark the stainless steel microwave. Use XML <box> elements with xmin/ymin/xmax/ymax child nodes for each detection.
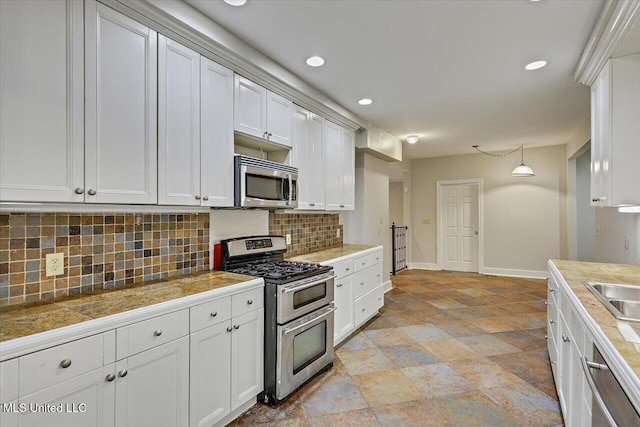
<box><xmin>234</xmin><ymin>155</ymin><xmax>298</xmax><ymax>208</ymax></box>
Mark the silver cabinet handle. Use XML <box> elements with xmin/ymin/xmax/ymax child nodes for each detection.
<box><xmin>60</xmin><ymin>359</ymin><xmax>72</xmax><ymax>369</ymax></box>
<box><xmin>544</xmin><ymin>301</ymin><xmax>548</xmax><ymax>305</ymax></box>
<box><xmin>118</xmin><ymin>369</ymin><xmax>128</xmax><ymax>378</ymax></box>
<box><xmin>233</xmin><ymin>324</ymin><xmax>240</xmax><ymax>330</ymax></box>
<box><xmin>337</xmin><ymin>284</ymin><xmax>343</xmax><ymax>288</ymax></box>
<box><xmin>345</xmin><ymin>267</ymin><xmax>350</xmax><ymax>271</ymax></box>
<box><xmin>247</xmin><ymin>299</ymin><xmax>253</xmax><ymax>305</ymax></box>
<box><xmin>226</xmin><ymin>326</ymin><xmax>232</xmax><ymax>332</ymax></box>
<box><xmin>267</xmin><ymin>132</ymin><xmax>272</xmax><ymax>139</ymax></box>
<box><xmin>340</xmin><ymin>204</ymin><xmax>345</xmax><ymax>208</ymax></box>
<box><xmin>263</xmin><ymin>131</ymin><xmax>268</xmax><ymax>138</ymax></box>
<box><xmin>105</xmin><ymin>373</ymin><xmax>116</xmax><ymax>382</ymax></box>
<box><xmin>309</xmin><ymin>203</ymin><xmax>315</xmax><ymax>206</ymax></box>
<box><xmin>74</xmin><ymin>188</ymin><xmax>84</xmax><ymax>194</ymax></box>
<box><xmin>360</xmin><ymin>281</ymin><xmax>365</xmax><ymax>286</ymax></box>
<box><xmin>361</xmin><ymin>308</ymin><xmax>366</xmax><ymax>312</ymax></box>
<box><xmin>154</xmin><ymin>330</ymin><xmax>162</xmax><ymax>337</ymax></box>
<box><xmin>544</xmin><ymin>335</ymin><xmax>548</xmax><ymax>340</ymax></box>
<box><xmin>195</xmin><ymin>195</ymin><xmax>201</xmax><ymax>200</ymax></box>
<box><xmin>549</xmin><ymin>288</ymin><xmax>555</xmax><ymax>293</ymax></box>
<box><xmin>203</xmin><ymin>196</ymin><xmax>209</xmax><ymax>201</ymax></box>
<box><xmin>87</xmin><ymin>189</ymin><xmax>97</xmax><ymax>196</ymax></box>
<box><xmin>549</xmin><ymin>319</ymin><xmax>555</xmax><ymax>324</ymax></box>
<box><xmin>562</xmin><ymin>334</ymin><xmax>570</xmax><ymax>343</ymax></box>
<box><xmin>581</xmin><ymin>357</ymin><xmax>617</xmax><ymax>427</ymax></box>
<box><xmin>361</xmin><ymin>262</ymin><xmax>366</xmax><ymax>266</ymax></box>
<box><xmin>210</xmin><ymin>312</ymin><xmax>217</xmax><ymax>317</ymax></box>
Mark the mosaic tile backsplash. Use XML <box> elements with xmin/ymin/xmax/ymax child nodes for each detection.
<box><xmin>269</xmin><ymin>213</ymin><xmax>343</xmax><ymax>257</ymax></box>
<box><xmin>0</xmin><ymin>213</ymin><xmax>210</xmax><ymax>306</ymax></box>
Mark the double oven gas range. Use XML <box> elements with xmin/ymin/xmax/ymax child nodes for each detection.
<box><xmin>221</xmin><ymin>235</ymin><xmax>336</xmax><ymax>405</ymax></box>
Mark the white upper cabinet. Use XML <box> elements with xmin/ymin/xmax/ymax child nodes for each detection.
<box><xmin>200</xmin><ymin>57</ymin><xmax>235</xmax><ymax>207</ymax></box>
<box><xmin>293</xmin><ymin>106</ymin><xmax>325</xmax><ymax>210</ymax></box>
<box><xmin>0</xmin><ymin>0</ymin><xmax>84</xmax><ymax>203</ymax></box>
<box><xmin>158</xmin><ymin>35</ymin><xmax>201</xmax><ymax>206</ymax></box>
<box><xmin>85</xmin><ymin>2</ymin><xmax>158</xmax><ymax>204</ymax></box>
<box><xmin>234</xmin><ymin>75</ymin><xmax>293</xmax><ymax>147</ymax></box>
<box><xmin>325</xmin><ymin>121</ymin><xmax>355</xmax><ymax>211</ymax></box>
<box><xmin>590</xmin><ymin>53</ymin><xmax>640</xmax><ymax>207</ymax></box>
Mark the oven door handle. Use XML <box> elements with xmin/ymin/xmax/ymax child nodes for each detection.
<box><xmin>283</xmin><ymin>306</ymin><xmax>336</xmax><ymax>335</ymax></box>
<box><xmin>581</xmin><ymin>356</ymin><xmax>618</xmax><ymax>427</ymax></box>
<box><xmin>283</xmin><ymin>275</ymin><xmax>334</xmax><ymax>294</ymax></box>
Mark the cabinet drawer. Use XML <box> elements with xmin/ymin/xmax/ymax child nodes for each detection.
<box><xmin>353</xmin><ymin>251</ymin><xmax>383</xmax><ymax>272</ymax></box>
<box><xmin>231</xmin><ymin>287</ymin><xmax>264</xmax><ymax>317</ymax></box>
<box><xmin>190</xmin><ymin>296</ymin><xmax>232</xmax><ymax>332</ymax></box>
<box><xmin>353</xmin><ymin>263</ymin><xmax>383</xmax><ymax>300</ymax></box>
<box><xmin>19</xmin><ymin>332</ymin><xmax>114</xmax><ymax>396</ymax></box>
<box><xmin>117</xmin><ymin>309</ymin><xmax>189</xmax><ymax>360</ymax></box>
<box><xmin>1</xmin><ymin>358</ymin><xmax>19</xmax><ymax>403</ymax></box>
<box><xmin>331</xmin><ymin>259</ymin><xmax>354</xmax><ymax>279</ymax></box>
<box><xmin>354</xmin><ymin>285</ymin><xmax>384</xmax><ymax>327</ymax></box>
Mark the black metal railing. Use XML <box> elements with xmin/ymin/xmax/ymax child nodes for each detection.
<box><xmin>390</xmin><ymin>222</ymin><xmax>408</xmax><ymax>275</ymax></box>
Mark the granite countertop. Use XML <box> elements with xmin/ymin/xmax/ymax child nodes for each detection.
<box><xmin>287</xmin><ymin>244</ymin><xmax>378</xmax><ymax>263</ymax></box>
<box><xmin>0</xmin><ymin>271</ymin><xmax>257</xmax><ymax>343</ymax></box>
<box><xmin>551</xmin><ymin>260</ymin><xmax>640</xmax><ymax>382</ymax></box>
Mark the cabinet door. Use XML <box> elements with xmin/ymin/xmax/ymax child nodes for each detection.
<box><xmin>325</xmin><ymin>121</ymin><xmax>343</xmax><ymax>210</ymax></box>
<box><xmin>293</xmin><ymin>107</ymin><xmax>312</xmax><ymax>209</ymax></box>
<box><xmin>13</xmin><ymin>365</ymin><xmax>115</xmax><ymax>427</ymax></box>
<box><xmin>308</xmin><ymin>113</ymin><xmax>326</xmax><ymax>210</ymax></box>
<box><xmin>230</xmin><ymin>309</ymin><xmax>264</xmax><ymax>411</ymax></box>
<box><xmin>158</xmin><ymin>36</ymin><xmax>201</xmax><ymax>206</ymax></box>
<box><xmin>334</xmin><ymin>277</ymin><xmax>354</xmax><ymax>344</ymax></box>
<box><xmin>0</xmin><ymin>0</ymin><xmax>84</xmax><ymax>203</ymax></box>
<box><xmin>266</xmin><ymin>91</ymin><xmax>294</xmax><ymax>147</ymax></box>
<box><xmin>85</xmin><ymin>2</ymin><xmax>158</xmax><ymax>204</ymax></box>
<box><xmin>341</xmin><ymin>128</ymin><xmax>355</xmax><ymax>211</ymax></box>
<box><xmin>115</xmin><ymin>337</ymin><xmax>189</xmax><ymax>427</ymax></box>
<box><xmin>590</xmin><ymin>64</ymin><xmax>611</xmax><ymax>207</ymax></box>
<box><xmin>201</xmin><ymin>58</ymin><xmax>235</xmax><ymax>207</ymax></box>
<box><xmin>234</xmin><ymin>76</ymin><xmax>267</xmax><ymax>139</ymax></box>
<box><xmin>189</xmin><ymin>322</ymin><xmax>232</xmax><ymax>427</ymax></box>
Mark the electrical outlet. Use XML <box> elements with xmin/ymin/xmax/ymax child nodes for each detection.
<box><xmin>46</xmin><ymin>252</ymin><xmax>64</xmax><ymax>277</ymax></box>
<box><xmin>625</xmin><ymin>235</ymin><xmax>630</xmax><ymax>250</ymax></box>
<box><xmin>285</xmin><ymin>234</ymin><xmax>291</xmax><ymax>245</ymax></box>
<box><xmin>336</xmin><ymin>228</ymin><xmax>341</xmax><ymax>238</ymax></box>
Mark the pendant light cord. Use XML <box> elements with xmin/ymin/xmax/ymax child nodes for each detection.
<box><xmin>472</xmin><ymin>145</ymin><xmax>523</xmax><ymax>159</ymax></box>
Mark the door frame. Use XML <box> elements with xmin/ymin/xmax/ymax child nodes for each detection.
<box><xmin>436</xmin><ymin>179</ymin><xmax>484</xmax><ymax>272</ymax></box>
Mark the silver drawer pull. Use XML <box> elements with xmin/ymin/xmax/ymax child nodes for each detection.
<box><xmin>74</xmin><ymin>188</ymin><xmax>84</xmax><ymax>194</ymax></box>
<box><xmin>345</xmin><ymin>267</ymin><xmax>350</xmax><ymax>271</ymax></box>
<box><xmin>59</xmin><ymin>359</ymin><xmax>72</xmax><ymax>369</ymax></box>
<box><xmin>203</xmin><ymin>196</ymin><xmax>209</xmax><ymax>201</ymax></box>
<box><xmin>105</xmin><ymin>373</ymin><xmax>116</xmax><ymax>382</ymax></box>
<box><xmin>337</xmin><ymin>284</ymin><xmax>343</xmax><ymax>288</ymax></box>
<box><xmin>361</xmin><ymin>308</ymin><xmax>366</xmax><ymax>312</ymax></box>
<box><xmin>549</xmin><ymin>288</ymin><xmax>555</xmax><ymax>293</ymax></box>
<box><xmin>226</xmin><ymin>326</ymin><xmax>232</xmax><ymax>332</ymax></box>
<box><xmin>549</xmin><ymin>319</ymin><xmax>555</xmax><ymax>324</ymax></box>
<box><xmin>118</xmin><ymin>369</ymin><xmax>128</xmax><ymax>378</ymax></box>
<box><xmin>210</xmin><ymin>312</ymin><xmax>218</xmax><ymax>317</ymax></box>
<box><xmin>562</xmin><ymin>334</ymin><xmax>570</xmax><ymax>343</ymax></box>
<box><xmin>195</xmin><ymin>195</ymin><xmax>201</xmax><ymax>200</ymax></box>
<box><xmin>233</xmin><ymin>324</ymin><xmax>240</xmax><ymax>330</ymax></box>
<box><xmin>154</xmin><ymin>330</ymin><xmax>163</xmax><ymax>337</ymax></box>
<box><xmin>360</xmin><ymin>282</ymin><xmax>365</xmax><ymax>286</ymax></box>
<box><xmin>361</xmin><ymin>262</ymin><xmax>366</xmax><ymax>266</ymax></box>
<box><xmin>247</xmin><ymin>299</ymin><xmax>253</xmax><ymax>305</ymax></box>
<box><xmin>88</xmin><ymin>189</ymin><xmax>97</xmax><ymax>196</ymax></box>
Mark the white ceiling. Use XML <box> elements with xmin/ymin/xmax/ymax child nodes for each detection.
<box><xmin>185</xmin><ymin>0</ymin><xmax>604</xmax><ymax>159</ymax></box>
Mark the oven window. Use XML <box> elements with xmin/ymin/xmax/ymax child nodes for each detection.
<box><xmin>293</xmin><ymin>322</ymin><xmax>326</xmax><ymax>374</ymax></box>
<box><xmin>293</xmin><ymin>283</ymin><xmax>327</xmax><ymax>309</ymax></box>
<box><xmin>246</xmin><ymin>174</ymin><xmax>284</xmax><ymax>200</ymax></box>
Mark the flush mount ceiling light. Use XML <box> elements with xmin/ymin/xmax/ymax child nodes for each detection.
<box><xmin>406</xmin><ymin>135</ymin><xmax>419</xmax><ymax>144</ymax></box>
<box><xmin>223</xmin><ymin>0</ymin><xmax>247</xmax><ymax>6</ymax></box>
<box><xmin>525</xmin><ymin>60</ymin><xmax>547</xmax><ymax>71</ymax></box>
<box><xmin>358</xmin><ymin>98</ymin><xmax>373</xmax><ymax>106</ymax></box>
<box><xmin>305</xmin><ymin>56</ymin><xmax>325</xmax><ymax>67</ymax></box>
<box><xmin>472</xmin><ymin>145</ymin><xmax>535</xmax><ymax>177</ymax></box>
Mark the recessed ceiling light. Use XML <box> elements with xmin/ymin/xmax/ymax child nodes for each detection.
<box><xmin>525</xmin><ymin>60</ymin><xmax>547</xmax><ymax>71</ymax></box>
<box><xmin>224</xmin><ymin>0</ymin><xmax>247</xmax><ymax>6</ymax></box>
<box><xmin>305</xmin><ymin>56</ymin><xmax>325</xmax><ymax>67</ymax></box>
<box><xmin>358</xmin><ymin>98</ymin><xmax>373</xmax><ymax>106</ymax></box>
<box><xmin>406</xmin><ymin>135</ymin><xmax>419</xmax><ymax>144</ymax></box>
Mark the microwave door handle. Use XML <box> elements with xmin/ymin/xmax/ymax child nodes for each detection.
<box><xmin>581</xmin><ymin>356</ymin><xmax>618</xmax><ymax>427</ymax></box>
<box><xmin>287</xmin><ymin>174</ymin><xmax>293</xmax><ymax>206</ymax></box>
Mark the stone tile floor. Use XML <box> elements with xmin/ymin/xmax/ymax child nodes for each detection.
<box><xmin>230</xmin><ymin>270</ymin><xmax>563</xmax><ymax>427</ymax></box>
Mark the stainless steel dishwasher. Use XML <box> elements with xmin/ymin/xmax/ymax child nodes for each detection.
<box><xmin>582</xmin><ymin>345</ymin><xmax>640</xmax><ymax>426</ymax></box>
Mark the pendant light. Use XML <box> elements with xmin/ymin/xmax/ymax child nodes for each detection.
<box><xmin>511</xmin><ymin>146</ymin><xmax>535</xmax><ymax>177</ymax></box>
<box><xmin>472</xmin><ymin>145</ymin><xmax>535</xmax><ymax>177</ymax></box>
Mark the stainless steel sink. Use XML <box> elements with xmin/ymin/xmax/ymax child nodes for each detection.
<box><xmin>584</xmin><ymin>282</ymin><xmax>640</xmax><ymax>322</ymax></box>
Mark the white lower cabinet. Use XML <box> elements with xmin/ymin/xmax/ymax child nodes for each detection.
<box><xmin>1</xmin><ymin>284</ymin><xmax>265</xmax><ymax>427</ymax></box>
<box><xmin>333</xmin><ymin>276</ymin><xmax>354</xmax><ymax>343</ymax></box>
<box><xmin>354</xmin><ymin>285</ymin><xmax>384</xmax><ymax>328</ymax></box>
<box><xmin>114</xmin><ymin>337</ymin><xmax>189</xmax><ymax>427</ymax></box>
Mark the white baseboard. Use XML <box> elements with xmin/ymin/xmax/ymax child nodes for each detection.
<box><xmin>383</xmin><ymin>280</ymin><xmax>393</xmax><ymax>292</ymax></box>
<box><xmin>480</xmin><ymin>267</ymin><xmax>547</xmax><ymax>279</ymax></box>
<box><xmin>407</xmin><ymin>262</ymin><xmax>439</xmax><ymax>270</ymax></box>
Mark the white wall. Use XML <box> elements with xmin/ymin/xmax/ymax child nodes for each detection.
<box><xmin>389</xmin><ymin>182</ymin><xmax>404</xmax><ymax>227</ymax></box>
<box><xmin>344</xmin><ymin>152</ymin><xmax>391</xmax><ymax>286</ymax></box>
<box><xmin>409</xmin><ymin>145</ymin><xmax>567</xmax><ymax>276</ymax></box>
<box><xmin>576</xmin><ymin>149</ymin><xmax>596</xmax><ymax>261</ymax></box>
<box><xmin>596</xmin><ymin>208</ymin><xmax>640</xmax><ymax>265</ymax></box>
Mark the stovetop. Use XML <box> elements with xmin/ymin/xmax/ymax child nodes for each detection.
<box><xmin>227</xmin><ymin>260</ymin><xmax>332</xmax><ymax>283</ymax></box>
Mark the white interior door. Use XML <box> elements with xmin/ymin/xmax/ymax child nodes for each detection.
<box><xmin>441</xmin><ymin>183</ymin><xmax>479</xmax><ymax>272</ymax></box>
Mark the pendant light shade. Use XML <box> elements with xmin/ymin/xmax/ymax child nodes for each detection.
<box><xmin>511</xmin><ymin>146</ymin><xmax>535</xmax><ymax>177</ymax></box>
